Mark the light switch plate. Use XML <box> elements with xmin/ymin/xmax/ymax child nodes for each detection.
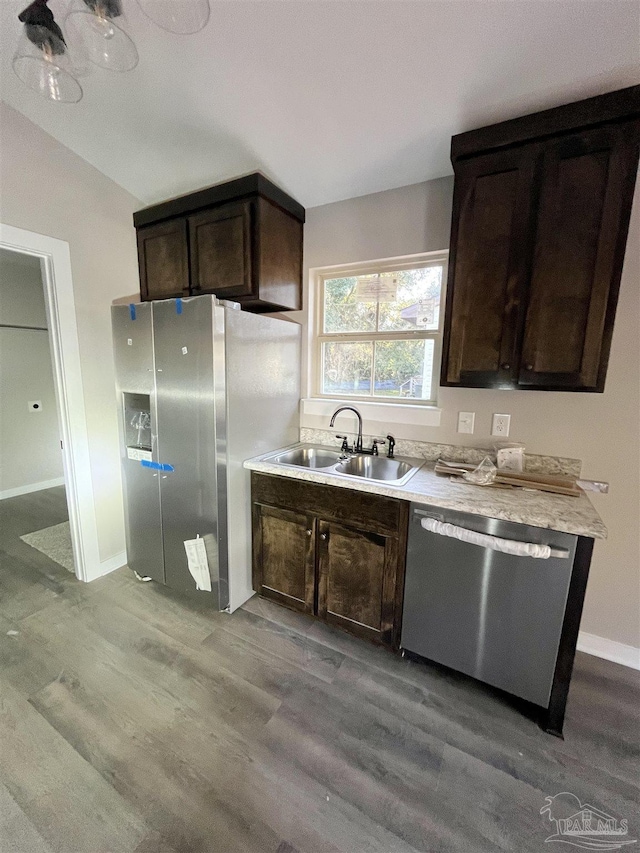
<box><xmin>457</xmin><ymin>412</ymin><xmax>475</xmax><ymax>434</ymax></box>
<box><xmin>28</xmin><ymin>400</ymin><xmax>42</xmax><ymax>413</ymax></box>
<box><xmin>492</xmin><ymin>413</ymin><xmax>511</xmax><ymax>437</ymax></box>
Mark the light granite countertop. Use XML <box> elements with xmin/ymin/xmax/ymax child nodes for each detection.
<box><xmin>244</xmin><ymin>444</ymin><xmax>607</xmax><ymax>540</ymax></box>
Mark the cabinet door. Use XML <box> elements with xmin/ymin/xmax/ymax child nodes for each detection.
<box><xmin>189</xmin><ymin>201</ymin><xmax>253</xmax><ymax>299</ymax></box>
<box><xmin>253</xmin><ymin>197</ymin><xmax>303</xmax><ymax>311</ymax></box>
<box><xmin>137</xmin><ymin>219</ymin><xmax>189</xmax><ymax>301</ymax></box>
<box><xmin>252</xmin><ymin>503</ymin><xmax>316</xmax><ymax>613</ymax></box>
<box><xmin>442</xmin><ymin>146</ymin><xmax>539</xmax><ymax>387</ymax></box>
<box><xmin>317</xmin><ymin>519</ymin><xmax>398</xmax><ymax>645</ymax></box>
<box><xmin>519</xmin><ymin>122</ymin><xmax>640</xmax><ymax>391</ymax></box>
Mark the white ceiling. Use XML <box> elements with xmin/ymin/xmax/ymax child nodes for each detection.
<box><xmin>1</xmin><ymin>1</ymin><xmax>638</xmax><ymax>209</ymax></box>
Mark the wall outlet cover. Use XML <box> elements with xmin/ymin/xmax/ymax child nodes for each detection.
<box><xmin>28</xmin><ymin>400</ymin><xmax>43</xmax><ymax>413</ymax></box>
<box><xmin>492</xmin><ymin>413</ymin><xmax>511</xmax><ymax>437</ymax></box>
<box><xmin>457</xmin><ymin>411</ymin><xmax>475</xmax><ymax>434</ymax></box>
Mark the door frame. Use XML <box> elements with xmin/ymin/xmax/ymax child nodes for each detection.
<box><xmin>0</xmin><ymin>222</ymin><xmax>100</xmax><ymax>582</ymax></box>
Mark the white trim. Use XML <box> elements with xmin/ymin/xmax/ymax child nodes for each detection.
<box><xmin>0</xmin><ymin>477</ymin><xmax>66</xmax><ymax>501</ymax></box>
<box><xmin>577</xmin><ymin>631</ymin><xmax>640</xmax><ymax>671</ymax></box>
<box><xmin>301</xmin><ymin>396</ymin><xmax>442</xmax><ymax>441</ymax></box>
<box><xmin>302</xmin><ymin>396</ymin><xmax>443</xmax><ymax>423</ymax></box>
<box><xmin>0</xmin><ymin>223</ymin><xmax>101</xmax><ymax>583</ymax></box>
<box><xmin>94</xmin><ymin>550</ymin><xmax>127</xmax><ymax>578</ymax></box>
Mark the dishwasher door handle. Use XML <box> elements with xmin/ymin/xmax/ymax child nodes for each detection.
<box><xmin>419</xmin><ymin>517</ymin><xmax>569</xmax><ymax>559</ymax></box>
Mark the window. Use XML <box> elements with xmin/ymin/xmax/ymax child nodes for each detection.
<box><xmin>315</xmin><ymin>255</ymin><xmax>447</xmax><ymax>405</ymax></box>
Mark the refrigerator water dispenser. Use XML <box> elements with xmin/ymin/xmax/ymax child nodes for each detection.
<box><xmin>123</xmin><ymin>392</ymin><xmax>152</xmax><ymax>452</ymax></box>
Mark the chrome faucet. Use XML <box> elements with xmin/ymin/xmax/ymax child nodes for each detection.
<box><xmin>329</xmin><ymin>406</ymin><xmax>363</xmax><ymax>453</ymax></box>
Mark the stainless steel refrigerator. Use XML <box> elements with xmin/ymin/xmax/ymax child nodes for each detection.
<box><xmin>111</xmin><ymin>295</ymin><xmax>300</xmax><ymax>611</ymax></box>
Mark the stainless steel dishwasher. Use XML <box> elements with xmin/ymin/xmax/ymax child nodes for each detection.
<box><xmin>401</xmin><ymin>503</ymin><xmax>578</xmax><ymax>710</ymax></box>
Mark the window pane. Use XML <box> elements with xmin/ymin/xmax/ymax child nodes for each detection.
<box><xmin>377</xmin><ymin>266</ymin><xmax>442</xmax><ymax>332</ymax></box>
<box><xmin>374</xmin><ymin>339</ymin><xmax>435</xmax><ymax>400</ymax></box>
<box><xmin>324</xmin><ymin>277</ymin><xmax>377</xmax><ymax>333</ymax></box>
<box><xmin>322</xmin><ymin>341</ymin><xmax>372</xmax><ymax>395</ymax></box>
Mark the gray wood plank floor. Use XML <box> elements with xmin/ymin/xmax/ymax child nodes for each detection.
<box><xmin>1</xmin><ymin>487</ymin><xmax>639</xmax><ymax>853</ymax></box>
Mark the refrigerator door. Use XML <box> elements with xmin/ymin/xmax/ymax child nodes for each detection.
<box><xmin>152</xmin><ymin>297</ymin><xmax>222</xmax><ymax>604</ymax></box>
<box><xmin>111</xmin><ymin>303</ymin><xmax>164</xmax><ymax>583</ymax></box>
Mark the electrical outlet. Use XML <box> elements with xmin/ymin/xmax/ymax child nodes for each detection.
<box><xmin>28</xmin><ymin>400</ymin><xmax>42</xmax><ymax>413</ymax></box>
<box><xmin>492</xmin><ymin>413</ymin><xmax>511</xmax><ymax>437</ymax></box>
<box><xmin>457</xmin><ymin>412</ymin><xmax>475</xmax><ymax>434</ymax></box>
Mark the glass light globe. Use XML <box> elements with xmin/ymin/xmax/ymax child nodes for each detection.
<box><xmin>136</xmin><ymin>0</ymin><xmax>210</xmax><ymax>34</ymax></box>
<box><xmin>12</xmin><ymin>27</ymin><xmax>83</xmax><ymax>103</ymax></box>
<box><xmin>65</xmin><ymin>1</ymin><xmax>138</xmax><ymax>72</ymax></box>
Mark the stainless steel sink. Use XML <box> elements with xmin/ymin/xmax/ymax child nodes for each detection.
<box><xmin>335</xmin><ymin>456</ymin><xmax>412</xmax><ymax>481</ymax></box>
<box><xmin>266</xmin><ymin>444</ymin><xmax>423</xmax><ymax>485</ymax></box>
<box><xmin>272</xmin><ymin>447</ymin><xmax>342</xmax><ymax>468</ymax></box>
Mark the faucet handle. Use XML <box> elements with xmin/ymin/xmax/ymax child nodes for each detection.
<box><xmin>335</xmin><ymin>434</ymin><xmax>351</xmax><ymax>453</ymax></box>
<box><xmin>371</xmin><ymin>439</ymin><xmax>386</xmax><ymax>456</ymax></box>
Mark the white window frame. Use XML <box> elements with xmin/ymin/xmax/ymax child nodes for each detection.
<box><xmin>314</xmin><ymin>253</ymin><xmax>448</xmax><ymax>406</ymax></box>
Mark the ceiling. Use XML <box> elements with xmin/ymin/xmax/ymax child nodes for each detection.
<box><xmin>1</xmin><ymin>1</ymin><xmax>638</xmax><ymax>209</ymax></box>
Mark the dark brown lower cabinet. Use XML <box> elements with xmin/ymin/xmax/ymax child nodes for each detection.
<box><xmin>251</xmin><ymin>473</ymin><xmax>409</xmax><ymax>648</ymax></box>
<box><xmin>317</xmin><ymin>520</ymin><xmax>398</xmax><ymax>644</ymax></box>
<box><xmin>253</xmin><ymin>504</ymin><xmax>315</xmax><ymax>613</ymax></box>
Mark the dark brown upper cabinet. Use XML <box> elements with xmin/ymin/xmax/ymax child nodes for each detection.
<box><xmin>189</xmin><ymin>202</ymin><xmax>252</xmax><ymax>300</ymax></box>
<box><xmin>442</xmin><ymin>86</ymin><xmax>640</xmax><ymax>392</ymax></box>
<box><xmin>137</xmin><ymin>218</ymin><xmax>190</xmax><ymax>301</ymax></box>
<box><xmin>134</xmin><ymin>173</ymin><xmax>304</xmax><ymax>313</ymax></box>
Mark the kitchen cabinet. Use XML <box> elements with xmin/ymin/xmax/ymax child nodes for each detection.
<box><xmin>134</xmin><ymin>173</ymin><xmax>304</xmax><ymax>313</ymax></box>
<box><xmin>442</xmin><ymin>85</ymin><xmax>640</xmax><ymax>392</ymax></box>
<box><xmin>253</xmin><ymin>504</ymin><xmax>316</xmax><ymax>613</ymax></box>
<box><xmin>137</xmin><ymin>218</ymin><xmax>189</xmax><ymax>301</ymax></box>
<box><xmin>317</xmin><ymin>519</ymin><xmax>399</xmax><ymax>644</ymax></box>
<box><xmin>251</xmin><ymin>473</ymin><xmax>409</xmax><ymax>647</ymax></box>
<box><xmin>442</xmin><ymin>145</ymin><xmax>540</xmax><ymax>387</ymax></box>
<box><xmin>188</xmin><ymin>202</ymin><xmax>252</xmax><ymax>300</ymax></box>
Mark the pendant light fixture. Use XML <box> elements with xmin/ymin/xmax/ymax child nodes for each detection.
<box><xmin>136</xmin><ymin>0</ymin><xmax>210</xmax><ymax>34</ymax></box>
<box><xmin>64</xmin><ymin>0</ymin><xmax>138</xmax><ymax>72</ymax></box>
<box><xmin>12</xmin><ymin>0</ymin><xmax>83</xmax><ymax>103</ymax></box>
<box><xmin>13</xmin><ymin>0</ymin><xmax>211</xmax><ymax>102</ymax></box>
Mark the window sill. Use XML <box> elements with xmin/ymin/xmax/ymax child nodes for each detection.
<box><xmin>300</xmin><ymin>397</ymin><xmax>442</xmax><ymax>435</ymax></box>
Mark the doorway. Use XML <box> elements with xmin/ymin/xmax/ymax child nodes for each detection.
<box><xmin>0</xmin><ymin>248</ymin><xmax>73</xmax><ymax>572</ymax></box>
<box><xmin>0</xmin><ymin>223</ymin><xmax>100</xmax><ymax>582</ymax></box>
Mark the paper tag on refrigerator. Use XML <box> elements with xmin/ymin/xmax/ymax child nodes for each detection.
<box><xmin>183</xmin><ymin>537</ymin><xmax>212</xmax><ymax>592</ymax></box>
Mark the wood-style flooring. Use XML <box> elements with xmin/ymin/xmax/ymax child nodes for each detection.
<box><xmin>1</xmin><ymin>487</ymin><xmax>639</xmax><ymax>853</ymax></box>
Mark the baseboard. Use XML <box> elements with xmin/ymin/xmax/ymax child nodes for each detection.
<box><xmin>82</xmin><ymin>550</ymin><xmax>127</xmax><ymax>582</ymax></box>
<box><xmin>577</xmin><ymin>631</ymin><xmax>640</xmax><ymax>671</ymax></box>
<box><xmin>0</xmin><ymin>477</ymin><xmax>65</xmax><ymax>500</ymax></box>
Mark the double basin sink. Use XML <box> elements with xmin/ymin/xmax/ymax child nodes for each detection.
<box><xmin>266</xmin><ymin>444</ymin><xmax>423</xmax><ymax>486</ymax></box>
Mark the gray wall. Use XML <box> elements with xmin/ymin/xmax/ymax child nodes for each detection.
<box><xmin>0</xmin><ymin>102</ymin><xmax>141</xmax><ymax>561</ymax></box>
<box><xmin>300</xmin><ymin>175</ymin><xmax>640</xmax><ymax>651</ymax></box>
<box><xmin>0</xmin><ymin>249</ymin><xmax>63</xmax><ymax>494</ymax></box>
